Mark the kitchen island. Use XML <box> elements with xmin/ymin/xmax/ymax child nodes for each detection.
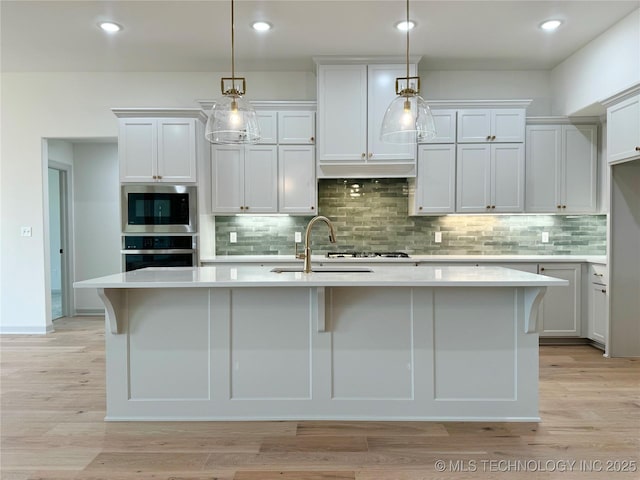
<box><xmin>74</xmin><ymin>265</ymin><xmax>566</xmax><ymax>422</ymax></box>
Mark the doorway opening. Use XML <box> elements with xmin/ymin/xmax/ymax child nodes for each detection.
<box><xmin>48</xmin><ymin>161</ymin><xmax>72</xmax><ymax>320</ymax></box>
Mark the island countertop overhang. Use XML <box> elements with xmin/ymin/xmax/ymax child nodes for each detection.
<box><xmin>74</xmin><ymin>265</ymin><xmax>568</xmax><ymax>289</ymax></box>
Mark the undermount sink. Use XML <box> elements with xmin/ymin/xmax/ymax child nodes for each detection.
<box><xmin>270</xmin><ymin>266</ymin><xmax>373</xmax><ymax>274</ymax></box>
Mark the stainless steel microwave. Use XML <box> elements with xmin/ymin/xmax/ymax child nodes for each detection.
<box><xmin>121</xmin><ymin>185</ymin><xmax>197</xmax><ymax>233</ymax></box>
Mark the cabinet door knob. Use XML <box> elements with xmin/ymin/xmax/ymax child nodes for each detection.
<box><xmin>152</xmin><ymin>175</ymin><xmax>157</xmax><ymax>179</ymax></box>
<box><xmin>240</xmin><ymin>206</ymin><xmax>244</xmax><ymax>210</ymax></box>
<box><xmin>557</xmin><ymin>205</ymin><xmax>562</xmax><ymax>209</ymax></box>
<box><xmin>540</xmin><ymin>267</ymin><xmax>545</xmax><ymax>271</ymax></box>
<box><xmin>486</xmin><ymin>135</ymin><xmax>491</xmax><ymax>141</ymax></box>
<box><xmin>491</xmin><ymin>135</ymin><xmax>496</xmax><ymax>140</ymax></box>
<box><xmin>361</xmin><ymin>153</ymin><xmax>366</xmax><ymax>158</ymax></box>
<box><xmin>635</xmin><ymin>146</ymin><xmax>640</xmax><ymax>151</ymax></box>
<box><xmin>310</xmin><ymin>136</ymin><xmax>315</xmax><ymax>143</ymax></box>
<box><xmin>310</xmin><ymin>206</ymin><xmax>315</xmax><ymax>210</ymax></box>
<box><xmin>491</xmin><ymin>205</ymin><xmax>496</xmax><ymax>209</ymax></box>
<box><xmin>368</xmin><ymin>152</ymin><xmax>373</xmax><ymax>158</ymax></box>
<box><xmin>601</xmin><ymin>289</ymin><xmax>607</xmax><ymax>293</ymax></box>
<box><xmin>419</xmin><ymin>206</ymin><xmax>423</xmax><ymax>210</ymax></box>
<box><xmin>486</xmin><ymin>205</ymin><xmax>491</xmax><ymax>209</ymax></box>
<box><xmin>245</xmin><ymin>206</ymin><xmax>249</xmax><ymax>210</ymax></box>
<box><xmin>562</xmin><ymin>205</ymin><xmax>567</xmax><ymax>209</ymax></box>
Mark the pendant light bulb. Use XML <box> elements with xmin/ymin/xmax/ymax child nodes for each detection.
<box><xmin>205</xmin><ymin>0</ymin><xmax>260</xmax><ymax>144</ymax></box>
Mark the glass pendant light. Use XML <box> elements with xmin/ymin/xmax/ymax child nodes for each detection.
<box><xmin>205</xmin><ymin>0</ymin><xmax>260</xmax><ymax>144</ymax></box>
<box><xmin>380</xmin><ymin>0</ymin><xmax>436</xmax><ymax>144</ymax></box>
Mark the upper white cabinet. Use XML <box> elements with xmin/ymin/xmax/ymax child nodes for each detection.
<box><xmin>525</xmin><ymin>124</ymin><xmax>597</xmax><ymax>213</ymax></box>
<box><xmin>316</xmin><ymin>60</ymin><xmax>417</xmax><ymax>177</ymax></box>
<box><xmin>409</xmin><ymin>144</ymin><xmax>456</xmax><ymax>215</ymax></box>
<box><xmin>278</xmin><ymin>145</ymin><xmax>317</xmax><ymax>214</ymax></box>
<box><xmin>422</xmin><ymin>109</ymin><xmax>457</xmax><ymax>144</ymax></box>
<box><xmin>208</xmin><ymin>102</ymin><xmax>317</xmax><ymax>215</ymax></box>
<box><xmin>457</xmin><ymin>109</ymin><xmax>525</xmax><ymax>143</ymax></box>
<box><xmin>606</xmin><ymin>92</ymin><xmax>640</xmax><ymax>164</ymax></box>
<box><xmin>278</xmin><ymin>111</ymin><xmax>315</xmax><ymax>144</ymax></box>
<box><xmin>256</xmin><ymin>111</ymin><xmax>278</xmax><ymax>144</ymax></box>
<box><xmin>211</xmin><ymin>144</ymin><xmax>278</xmax><ymax>214</ymax></box>
<box><xmin>456</xmin><ymin>143</ymin><xmax>525</xmax><ymax>213</ymax></box>
<box><xmin>118</xmin><ymin>117</ymin><xmax>197</xmax><ymax>183</ymax></box>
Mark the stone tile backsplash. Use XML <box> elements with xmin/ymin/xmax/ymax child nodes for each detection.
<box><xmin>214</xmin><ymin>178</ymin><xmax>606</xmax><ymax>256</ymax></box>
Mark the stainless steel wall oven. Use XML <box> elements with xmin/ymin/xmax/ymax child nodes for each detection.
<box><xmin>122</xmin><ymin>235</ymin><xmax>197</xmax><ymax>272</ymax></box>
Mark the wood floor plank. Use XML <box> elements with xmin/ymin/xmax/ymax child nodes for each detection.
<box><xmin>234</xmin><ymin>471</ymin><xmax>355</xmax><ymax>480</ymax></box>
<box><xmin>259</xmin><ymin>436</ymin><xmax>368</xmax><ymax>453</ymax></box>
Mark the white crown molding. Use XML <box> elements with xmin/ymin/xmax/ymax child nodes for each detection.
<box><xmin>526</xmin><ymin>115</ymin><xmax>601</xmax><ymax>125</ymax></box>
<box><xmin>196</xmin><ymin>100</ymin><xmax>317</xmax><ymax>111</ymax></box>
<box><xmin>112</xmin><ymin>108</ymin><xmax>208</xmax><ymax>123</ymax></box>
<box><xmin>427</xmin><ymin>99</ymin><xmax>533</xmax><ymax>109</ymax></box>
<box><xmin>313</xmin><ymin>55</ymin><xmax>422</xmax><ymax>65</ymax></box>
<box><xmin>600</xmin><ymin>82</ymin><xmax>640</xmax><ymax>107</ymax></box>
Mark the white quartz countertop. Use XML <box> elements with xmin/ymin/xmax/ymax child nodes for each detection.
<box><xmin>74</xmin><ymin>265</ymin><xmax>568</xmax><ymax>289</ymax></box>
<box><xmin>200</xmin><ymin>254</ymin><xmax>607</xmax><ymax>264</ymax></box>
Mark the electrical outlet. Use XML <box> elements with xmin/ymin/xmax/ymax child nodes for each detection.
<box><xmin>295</xmin><ymin>232</ymin><xmax>302</xmax><ymax>243</ymax></box>
<box><xmin>434</xmin><ymin>231</ymin><xmax>442</xmax><ymax>243</ymax></box>
<box><xmin>541</xmin><ymin>231</ymin><xmax>549</xmax><ymax>243</ymax></box>
<box><xmin>21</xmin><ymin>226</ymin><xmax>32</xmax><ymax>237</ymax></box>
<box><xmin>230</xmin><ymin>232</ymin><xmax>237</xmax><ymax>243</ymax></box>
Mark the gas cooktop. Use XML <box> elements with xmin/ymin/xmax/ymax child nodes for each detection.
<box><xmin>326</xmin><ymin>251</ymin><xmax>411</xmax><ymax>259</ymax></box>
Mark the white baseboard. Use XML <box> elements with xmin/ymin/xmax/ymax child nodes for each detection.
<box><xmin>0</xmin><ymin>324</ymin><xmax>54</xmax><ymax>335</ymax></box>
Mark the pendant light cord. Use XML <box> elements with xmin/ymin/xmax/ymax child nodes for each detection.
<box><xmin>405</xmin><ymin>0</ymin><xmax>409</xmax><ymax>84</ymax></box>
<box><xmin>231</xmin><ymin>0</ymin><xmax>235</xmax><ymax>87</ymax></box>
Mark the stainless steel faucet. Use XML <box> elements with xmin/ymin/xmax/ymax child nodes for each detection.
<box><xmin>295</xmin><ymin>215</ymin><xmax>337</xmax><ymax>273</ymax></box>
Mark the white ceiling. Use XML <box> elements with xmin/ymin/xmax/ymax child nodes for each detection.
<box><xmin>2</xmin><ymin>0</ymin><xmax>639</xmax><ymax>73</ymax></box>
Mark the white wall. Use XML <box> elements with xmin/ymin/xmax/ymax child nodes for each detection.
<box><xmin>72</xmin><ymin>142</ymin><xmax>120</xmax><ymax>313</ymax></box>
<box><xmin>421</xmin><ymin>70</ymin><xmax>552</xmax><ymax>116</ymax></box>
<box><xmin>551</xmin><ymin>9</ymin><xmax>640</xmax><ymax>116</ymax></box>
<box><xmin>0</xmin><ymin>71</ymin><xmax>316</xmax><ymax>333</ymax></box>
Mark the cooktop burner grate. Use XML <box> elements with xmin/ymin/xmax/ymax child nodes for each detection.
<box><xmin>326</xmin><ymin>251</ymin><xmax>410</xmax><ymax>258</ymax></box>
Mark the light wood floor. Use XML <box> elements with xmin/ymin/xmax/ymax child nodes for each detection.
<box><xmin>1</xmin><ymin>317</ymin><xmax>639</xmax><ymax>480</ymax></box>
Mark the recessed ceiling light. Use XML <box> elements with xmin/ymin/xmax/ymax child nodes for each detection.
<box><xmin>98</xmin><ymin>21</ymin><xmax>122</xmax><ymax>33</ymax></box>
<box><xmin>395</xmin><ymin>20</ymin><xmax>416</xmax><ymax>32</ymax></box>
<box><xmin>252</xmin><ymin>21</ymin><xmax>272</xmax><ymax>32</ymax></box>
<box><xmin>540</xmin><ymin>19</ymin><xmax>562</xmax><ymax>31</ymax></box>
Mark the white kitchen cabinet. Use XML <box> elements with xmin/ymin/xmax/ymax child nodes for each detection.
<box><xmin>525</xmin><ymin>124</ymin><xmax>597</xmax><ymax>213</ymax></box>
<box><xmin>256</xmin><ymin>111</ymin><xmax>278</xmax><ymax>144</ymax></box>
<box><xmin>456</xmin><ymin>143</ymin><xmax>524</xmax><ymax>213</ymax></box>
<box><xmin>278</xmin><ymin>111</ymin><xmax>315</xmax><ymax>144</ymax></box>
<box><xmin>278</xmin><ymin>145</ymin><xmax>317</xmax><ymax>214</ymax></box>
<box><xmin>537</xmin><ymin>263</ymin><xmax>582</xmax><ymax>337</ymax></box>
<box><xmin>211</xmin><ymin>145</ymin><xmax>278</xmax><ymax>214</ymax></box>
<box><xmin>587</xmin><ymin>263</ymin><xmax>608</xmax><ymax>346</ymax></box>
<box><xmin>457</xmin><ymin>109</ymin><xmax>525</xmax><ymax>143</ymax></box>
<box><xmin>422</xmin><ymin>109</ymin><xmax>457</xmax><ymax>144</ymax></box>
<box><xmin>119</xmin><ymin>117</ymin><xmax>197</xmax><ymax>183</ymax></box>
<box><xmin>409</xmin><ymin>144</ymin><xmax>456</xmax><ymax>215</ymax></box>
<box><xmin>316</xmin><ymin>62</ymin><xmax>417</xmax><ymax>177</ymax></box>
<box><xmin>606</xmin><ymin>93</ymin><xmax>640</xmax><ymax>164</ymax></box>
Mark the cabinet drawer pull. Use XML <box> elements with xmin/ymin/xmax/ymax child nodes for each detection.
<box><xmin>601</xmin><ymin>289</ymin><xmax>607</xmax><ymax>293</ymax></box>
<box><xmin>636</xmin><ymin>146</ymin><xmax>640</xmax><ymax>151</ymax></box>
<box><xmin>593</xmin><ymin>273</ymin><xmax>604</xmax><ymax>277</ymax></box>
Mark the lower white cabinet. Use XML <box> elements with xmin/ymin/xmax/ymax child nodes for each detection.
<box><xmin>587</xmin><ymin>264</ymin><xmax>608</xmax><ymax>346</ymax></box>
<box><xmin>456</xmin><ymin>143</ymin><xmax>524</xmax><ymax>213</ymax></box>
<box><xmin>211</xmin><ymin>145</ymin><xmax>278</xmax><ymax>214</ymax></box>
<box><xmin>537</xmin><ymin>263</ymin><xmax>582</xmax><ymax>337</ymax></box>
<box><xmin>409</xmin><ymin>144</ymin><xmax>456</xmax><ymax>215</ymax></box>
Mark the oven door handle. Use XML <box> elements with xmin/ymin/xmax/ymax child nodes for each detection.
<box><xmin>122</xmin><ymin>249</ymin><xmax>195</xmax><ymax>255</ymax></box>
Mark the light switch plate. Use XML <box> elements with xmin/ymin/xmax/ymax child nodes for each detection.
<box><xmin>21</xmin><ymin>226</ymin><xmax>32</xmax><ymax>237</ymax></box>
<box><xmin>541</xmin><ymin>232</ymin><xmax>549</xmax><ymax>243</ymax></box>
<box><xmin>230</xmin><ymin>232</ymin><xmax>237</xmax><ymax>243</ymax></box>
<box><xmin>434</xmin><ymin>231</ymin><xmax>442</xmax><ymax>243</ymax></box>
